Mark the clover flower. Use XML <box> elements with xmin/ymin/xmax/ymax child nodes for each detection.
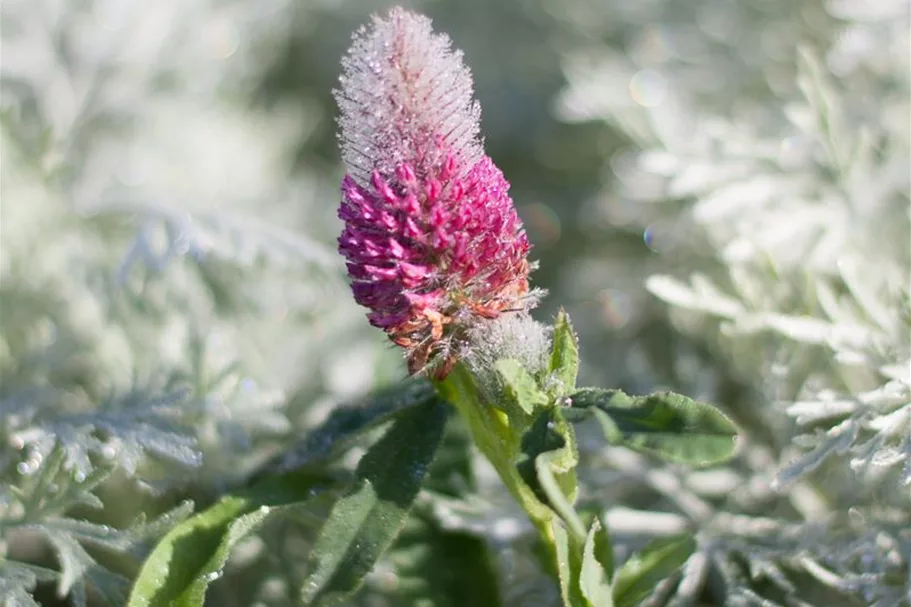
<box><xmin>335</xmin><ymin>8</ymin><xmax>533</xmax><ymax>376</ymax></box>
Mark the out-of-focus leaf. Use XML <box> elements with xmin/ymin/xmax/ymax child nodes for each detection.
<box><xmin>0</xmin><ymin>562</ymin><xmax>58</xmax><ymax>607</ymax></box>
<box><xmin>579</xmin><ymin>517</ymin><xmax>614</xmax><ymax>607</ymax></box>
<box><xmin>384</xmin><ymin>417</ymin><xmax>498</xmax><ymax>606</ymax></box>
<box><xmin>40</xmin><ymin>499</ymin><xmax>192</xmax><ymax>552</ymax></box>
<box><xmin>495</xmin><ymin>358</ymin><xmax>549</xmax><ymax>415</ymax></box>
<box><xmin>422</xmin><ymin>413</ymin><xmax>475</xmax><ymax>497</ymax></box>
<box><xmin>300</xmin><ymin>400</ymin><xmax>448</xmax><ymax>606</ymax></box>
<box><xmin>612</xmin><ymin>535</ymin><xmax>696</xmax><ymax>607</ymax></box>
<box><xmin>571</xmin><ymin>388</ymin><xmax>738</xmax><ymax>466</ymax></box>
<box><xmin>84</xmin><ymin>565</ymin><xmax>133</xmax><ymax>607</ymax></box>
<box><xmin>43</xmin><ymin>529</ymin><xmax>94</xmax><ymax>597</ymax></box>
<box><xmin>17</xmin><ymin>496</ymin><xmax>191</xmax><ymax>606</ymax></box>
<box><xmin>127</xmin><ymin>468</ymin><xmax>334</xmax><ymax>607</ymax></box>
<box><xmin>773</xmin><ymin>418</ymin><xmax>858</xmax><ymax>490</ymax></box>
<box><xmin>549</xmin><ymin>309</ymin><xmax>579</xmax><ymax>396</ymax></box>
<box><xmin>386</xmin><ymin>511</ymin><xmax>502</xmax><ymax>607</ymax></box>
<box><xmin>19</xmin><ymin>442</ymin><xmax>67</xmax><ymax>513</ymax></box>
<box><xmin>258</xmin><ymin>377</ymin><xmax>436</xmax><ymax>477</ymax></box>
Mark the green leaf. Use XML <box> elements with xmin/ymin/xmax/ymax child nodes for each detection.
<box><xmin>127</xmin><ymin>468</ymin><xmax>334</xmax><ymax>607</ymax></box>
<box><xmin>121</xmin><ymin>379</ymin><xmax>439</xmax><ymax>607</ymax></box>
<box><xmin>549</xmin><ymin>309</ymin><xmax>579</xmax><ymax>396</ymax></box>
<box><xmin>256</xmin><ymin>377</ymin><xmax>436</xmax><ymax>478</ymax></box>
<box><xmin>422</xmin><ymin>415</ymin><xmax>476</xmax><ymax>497</ymax></box>
<box><xmin>301</xmin><ymin>400</ymin><xmax>448</xmax><ymax>606</ymax></box>
<box><xmin>384</xmin><ymin>415</ymin><xmax>498</xmax><ymax>607</ymax></box>
<box><xmin>571</xmin><ymin>388</ymin><xmax>738</xmax><ymax>466</ymax></box>
<box><xmin>579</xmin><ymin>517</ymin><xmax>614</xmax><ymax>607</ymax></box>
<box><xmin>0</xmin><ymin>562</ymin><xmax>58</xmax><ymax>607</ymax></box>
<box><xmin>551</xmin><ymin>519</ymin><xmax>587</xmax><ymax>607</ymax></box>
<box><xmin>128</xmin><ymin>497</ymin><xmax>246</xmax><ymax>607</ymax></box>
<box><xmin>612</xmin><ymin>535</ymin><xmax>696</xmax><ymax>607</ymax></box>
<box><xmin>386</xmin><ymin>511</ymin><xmax>501</xmax><ymax>607</ymax></box>
<box><xmin>495</xmin><ymin>358</ymin><xmax>549</xmax><ymax>415</ymax></box>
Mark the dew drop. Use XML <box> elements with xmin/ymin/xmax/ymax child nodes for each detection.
<box><xmin>303</xmin><ymin>580</ymin><xmax>321</xmax><ymax>598</ymax></box>
<box><xmin>203</xmin><ymin>571</ymin><xmax>222</xmax><ymax>583</ymax></box>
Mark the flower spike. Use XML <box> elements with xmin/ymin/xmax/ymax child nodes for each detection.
<box><xmin>335</xmin><ymin>7</ymin><xmax>533</xmax><ymax>376</ymax></box>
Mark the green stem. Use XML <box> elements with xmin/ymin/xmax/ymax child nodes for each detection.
<box><xmin>433</xmin><ymin>364</ymin><xmax>559</xmax><ymax>558</ymax></box>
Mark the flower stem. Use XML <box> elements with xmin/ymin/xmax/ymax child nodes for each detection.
<box><xmin>434</xmin><ymin>363</ymin><xmax>561</xmax><ymax>561</ymax></box>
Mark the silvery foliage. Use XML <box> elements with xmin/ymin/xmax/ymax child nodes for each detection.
<box><xmin>0</xmin><ymin>0</ymin><xmax>391</xmax><ymax>603</ymax></box>
<box><xmin>556</xmin><ymin>0</ymin><xmax>910</xmax><ymax>604</ymax></box>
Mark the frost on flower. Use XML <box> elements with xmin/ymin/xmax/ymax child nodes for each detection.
<box><xmin>335</xmin><ymin>8</ymin><xmax>533</xmax><ymax>376</ymax></box>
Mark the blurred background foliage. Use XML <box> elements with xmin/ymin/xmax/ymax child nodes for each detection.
<box><xmin>1</xmin><ymin>0</ymin><xmax>908</xmax><ymax>605</ymax></box>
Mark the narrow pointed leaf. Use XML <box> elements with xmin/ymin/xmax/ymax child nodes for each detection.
<box><xmin>571</xmin><ymin>388</ymin><xmax>738</xmax><ymax>466</ymax></box>
<box><xmin>301</xmin><ymin>400</ymin><xmax>448</xmax><ymax>606</ymax></box>
<box><xmin>612</xmin><ymin>535</ymin><xmax>696</xmax><ymax>607</ymax></box>
<box><xmin>258</xmin><ymin>378</ymin><xmax>436</xmax><ymax>477</ymax></box>
<box><xmin>551</xmin><ymin>519</ymin><xmax>589</xmax><ymax>607</ymax></box>
<box><xmin>549</xmin><ymin>309</ymin><xmax>579</xmax><ymax>396</ymax></box>
<box><xmin>579</xmin><ymin>517</ymin><xmax>614</xmax><ymax>607</ymax></box>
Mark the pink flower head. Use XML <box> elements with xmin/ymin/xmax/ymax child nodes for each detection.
<box><xmin>335</xmin><ymin>7</ymin><xmax>533</xmax><ymax>376</ymax></box>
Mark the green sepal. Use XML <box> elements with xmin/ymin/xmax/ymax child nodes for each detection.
<box><xmin>495</xmin><ymin>358</ymin><xmax>549</xmax><ymax>416</ymax></box>
<box><xmin>549</xmin><ymin>308</ymin><xmax>580</xmax><ymax>397</ymax></box>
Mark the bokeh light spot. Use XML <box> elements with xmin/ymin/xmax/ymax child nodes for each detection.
<box><xmin>643</xmin><ymin>225</ymin><xmax>659</xmax><ymax>251</ymax></box>
<box><xmin>523</xmin><ymin>202</ymin><xmax>562</xmax><ymax>245</ymax></box>
<box><xmin>629</xmin><ymin>70</ymin><xmax>668</xmax><ymax>107</ymax></box>
<box><xmin>599</xmin><ymin>288</ymin><xmax>633</xmax><ymax>329</ymax></box>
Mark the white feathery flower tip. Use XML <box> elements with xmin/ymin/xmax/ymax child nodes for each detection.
<box><xmin>334</xmin><ymin>7</ymin><xmax>483</xmax><ymax>186</ymax></box>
